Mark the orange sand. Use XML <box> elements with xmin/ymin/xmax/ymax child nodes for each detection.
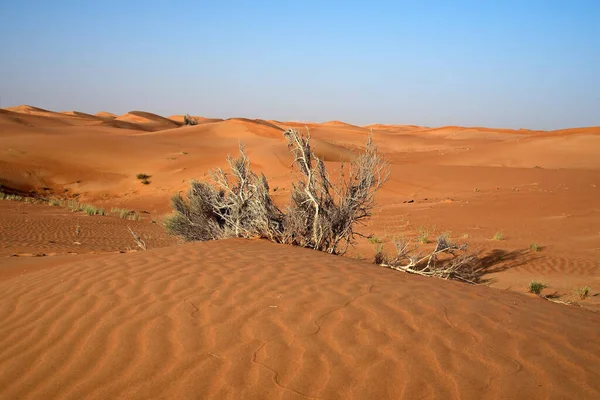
<box><xmin>1</xmin><ymin>105</ymin><xmax>599</xmax><ymax>398</ymax></box>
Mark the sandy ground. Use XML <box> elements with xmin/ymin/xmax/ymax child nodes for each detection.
<box><xmin>1</xmin><ymin>105</ymin><xmax>599</xmax><ymax>398</ymax></box>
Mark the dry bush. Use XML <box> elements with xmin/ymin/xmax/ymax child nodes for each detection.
<box><xmin>166</xmin><ymin>128</ymin><xmax>389</xmax><ymax>256</ymax></box>
<box><xmin>282</xmin><ymin>128</ymin><xmax>389</xmax><ymax>255</ymax></box>
<box><xmin>184</xmin><ymin>114</ymin><xmax>198</xmax><ymax>126</ymax></box>
<box><xmin>165</xmin><ymin>144</ymin><xmax>283</xmax><ymax>241</ymax></box>
<box><xmin>378</xmin><ymin>234</ymin><xmax>479</xmax><ymax>283</ymax></box>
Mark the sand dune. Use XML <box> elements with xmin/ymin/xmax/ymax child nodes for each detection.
<box><xmin>116</xmin><ymin>111</ymin><xmax>180</xmax><ymax>130</ymax></box>
<box><xmin>1</xmin><ymin>105</ymin><xmax>600</xmax><ymax>398</ymax></box>
<box><xmin>0</xmin><ymin>239</ymin><xmax>599</xmax><ymax>399</ymax></box>
<box><xmin>61</xmin><ymin>111</ymin><xmax>104</xmax><ymax>120</ymax></box>
<box><xmin>167</xmin><ymin>114</ymin><xmax>224</xmax><ymax>125</ymax></box>
<box><xmin>95</xmin><ymin>111</ymin><xmax>117</xmax><ymax>120</ymax></box>
<box><xmin>6</xmin><ymin>104</ymin><xmax>59</xmax><ymax>116</ymax></box>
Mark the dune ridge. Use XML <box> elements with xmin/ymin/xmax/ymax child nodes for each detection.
<box><xmin>0</xmin><ymin>239</ymin><xmax>599</xmax><ymax>399</ymax></box>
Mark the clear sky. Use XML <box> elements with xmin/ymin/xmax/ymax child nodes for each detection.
<box><xmin>1</xmin><ymin>1</ymin><xmax>598</xmax><ymax>129</ymax></box>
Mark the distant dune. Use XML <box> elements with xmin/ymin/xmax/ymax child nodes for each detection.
<box><xmin>167</xmin><ymin>115</ymin><xmax>224</xmax><ymax>125</ymax></box>
<box><xmin>115</xmin><ymin>111</ymin><xmax>180</xmax><ymax>130</ymax></box>
<box><xmin>95</xmin><ymin>111</ymin><xmax>117</xmax><ymax>120</ymax></box>
<box><xmin>61</xmin><ymin>111</ymin><xmax>103</xmax><ymax>120</ymax></box>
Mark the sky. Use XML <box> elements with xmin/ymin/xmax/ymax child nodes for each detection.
<box><xmin>0</xmin><ymin>0</ymin><xmax>598</xmax><ymax>130</ymax></box>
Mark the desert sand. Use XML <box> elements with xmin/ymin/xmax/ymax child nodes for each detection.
<box><xmin>1</xmin><ymin>105</ymin><xmax>599</xmax><ymax>398</ymax></box>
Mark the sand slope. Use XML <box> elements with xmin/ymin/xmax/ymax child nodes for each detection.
<box><xmin>0</xmin><ymin>239</ymin><xmax>599</xmax><ymax>399</ymax></box>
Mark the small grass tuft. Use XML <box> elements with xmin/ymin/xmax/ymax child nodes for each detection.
<box><xmin>530</xmin><ymin>243</ymin><xmax>541</xmax><ymax>252</ymax></box>
<box><xmin>136</xmin><ymin>173</ymin><xmax>150</xmax><ymax>180</ymax></box>
<box><xmin>373</xmin><ymin>244</ymin><xmax>386</xmax><ymax>264</ymax></box>
<box><xmin>83</xmin><ymin>204</ymin><xmax>105</xmax><ymax>216</ymax></box>
<box><xmin>111</xmin><ymin>207</ymin><xmax>135</xmax><ymax>219</ymax></box>
<box><xmin>127</xmin><ymin>212</ymin><xmax>140</xmax><ymax>221</ymax></box>
<box><xmin>140</xmin><ymin>178</ymin><xmax>150</xmax><ymax>185</ymax></box>
<box><xmin>575</xmin><ymin>286</ymin><xmax>590</xmax><ymax>300</ymax></box>
<box><xmin>66</xmin><ymin>199</ymin><xmax>83</xmax><ymax>212</ymax></box>
<box><xmin>49</xmin><ymin>199</ymin><xmax>62</xmax><ymax>206</ymax></box>
<box><xmin>368</xmin><ymin>236</ymin><xmax>382</xmax><ymax>244</ymax></box>
<box><xmin>493</xmin><ymin>231</ymin><xmax>504</xmax><ymax>241</ymax></box>
<box><xmin>528</xmin><ymin>280</ymin><xmax>547</xmax><ymax>295</ymax></box>
<box><xmin>417</xmin><ymin>226</ymin><xmax>429</xmax><ymax>244</ymax></box>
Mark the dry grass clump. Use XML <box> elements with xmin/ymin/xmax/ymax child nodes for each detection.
<box><xmin>0</xmin><ymin>193</ymin><xmax>25</xmax><ymax>201</ymax></box>
<box><xmin>576</xmin><ymin>286</ymin><xmax>591</xmax><ymax>300</ymax></box>
<box><xmin>166</xmin><ymin>128</ymin><xmax>389</xmax><ymax>255</ymax></box>
<box><xmin>493</xmin><ymin>231</ymin><xmax>504</xmax><ymax>241</ymax></box>
<box><xmin>528</xmin><ymin>281</ymin><xmax>547</xmax><ymax>295</ymax></box>
<box><xmin>111</xmin><ymin>207</ymin><xmax>139</xmax><ymax>220</ymax></box>
<box><xmin>83</xmin><ymin>204</ymin><xmax>105</xmax><ymax>216</ymax></box>
<box><xmin>417</xmin><ymin>226</ymin><xmax>429</xmax><ymax>244</ymax></box>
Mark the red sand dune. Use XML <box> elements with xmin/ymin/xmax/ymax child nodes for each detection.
<box><xmin>95</xmin><ymin>111</ymin><xmax>117</xmax><ymax>120</ymax></box>
<box><xmin>167</xmin><ymin>114</ymin><xmax>224</xmax><ymax>125</ymax></box>
<box><xmin>114</xmin><ymin>111</ymin><xmax>181</xmax><ymax>131</ymax></box>
<box><xmin>1</xmin><ymin>105</ymin><xmax>600</xmax><ymax>398</ymax></box>
<box><xmin>0</xmin><ymin>240</ymin><xmax>599</xmax><ymax>399</ymax></box>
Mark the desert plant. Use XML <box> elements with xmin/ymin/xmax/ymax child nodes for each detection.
<box><xmin>373</xmin><ymin>243</ymin><xmax>386</xmax><ymax>264</ymax></box>
<box><xmin>493</xmin><ymin>231</ymin><xmax>504</xmax><ymax>241</ymax></box>
<box><xmin>128</xmin><ymin>227</ymin><xmax>149</xmax><ymax>250</ymax></box>
<box><xmin>49</xmin><ymin>199</ymin><xmax>61</xmax><ymax>206</ymax></box>
<box><xmin>368</xmin><ymin>236</ymin><xmax>382</xmax><ymax>244</ymax></box>
<box><xmin>136</xmin><ymin>173</ymin><xmax>150</xmax><ymax>180</ymax></box>
<box><xmin>528</xmin><ymin>280</ymin><xmax>546</xmax><ymax>295</ymax></box>
<box><xmin>417</xmin><ymin>226</ymin><xmax>429</xmax><ymax>244</ymax></box>
<box><xmin>66</xmin><ymin>199</ymin><xmax>82</xmax><ymax>212</ymax></box>
<box><xmin>128</xmin><ymin>212</ymin><xmax>140</xmax><ymax>221</ymax></box>
<box><xmin>82</xmin><ymin>204</ymin><xmax>105</xmax><ymax>216</ymax></box>
<box><xmin>281</xmin><ymin>128</ymin><xmax>389</xmax><ymax>254</ymax></box>
<box><xmin>83</xmin><ymin>205</ymin><xmax>96</xmax><ymax>215</ymax></box>
<box><xmin>576</xmin><ymin>286</ymin><xmax>590</xmax><ymax>300</ymax></box>
<box><xmin>3</xmin><ymin>194</ymin><xmax>24</xmax><ymax>201</ymax></box>
<box><xmin>140</xmin><ymin>178</ymin><xmax>150</xmax><ymax>185</ymax></box>
<box><xmin>165</xmin><ymin>143</ymin><xmax>284</xmax><ymax>242</ymax></box>
<box><xmin>166</xmin><ymin>128</ymin><xmax>389</xmax><ymax>256</ymax></box>
<box><xmin>530</xmin><ymin>243</ymin><xmax>540</xmax><ymax>252</ymax></box>
<box><xmin>184</xmin><ymin>114</ymin><xmax>198</xmax><ymax>126</ymax></box>
<box><xmin>378</xmin><ymin>234</ymin><xmax>478</xmax><ymax>283</ymax></box>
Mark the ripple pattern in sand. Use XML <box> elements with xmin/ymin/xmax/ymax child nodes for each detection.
<box><xmin>1</xmin><ymin>239</ymin><xmax>599</xmax><ymax>399</ymax></box>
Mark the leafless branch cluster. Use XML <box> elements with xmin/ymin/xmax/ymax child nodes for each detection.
<box><xmin>165</xmin><ymin>145</ymin><xmax>283</xmax><ymax>241</ymax></box>
<box><xmin>378</xmin><ymin>234</ymin><xmax>479</xmax><ymax>283</ymax></box>
<box><xmin>166</xmin><ymin>128</ymin><xmax>389</xmax><ymax>255</ymax></box>
<box><xmin>282</xmin><ymin>128</ymin><xmax>389</xmax><ymax>254</ymax></box>
<box><xmin>128</xmin><ymin>227</ymin><xmax>148</xmax><ymax>251</ymax></box>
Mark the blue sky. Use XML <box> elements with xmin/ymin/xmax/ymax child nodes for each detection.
<box><xmin>1</xmin><ymin>0</ymin><xmax>598</xmax><ymax>129</ymax></box>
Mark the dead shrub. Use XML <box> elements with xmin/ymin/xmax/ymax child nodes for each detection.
<box><xmin>166</xmin><ymin>128</ymin><xmax>388</xmax><ymax>256</ymax></box>
<box><xmin>165</xmin><ymin>144</ymin><xmax>283</xmax><ymax>241</ymax></box>
<box><xmin>281</xmin><ymin>128</ymin><xmax>389</xmax><ymax>254</ymax></box>
<box><xmin>378</xmin><ymin>234</ymin><xmax>479</xmax><ymax>283</ymax></box>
